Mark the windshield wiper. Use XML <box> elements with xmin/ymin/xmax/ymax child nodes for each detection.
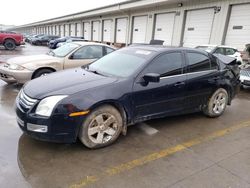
<box><xmin>48</xmin><ymin>51</ymin><xmax>55</xmax><ymax>56</ymax></box>
<box><xmin>85</xmin><ymin>67</ymin><xmax>106</xmax><ymax>76</ymax></box>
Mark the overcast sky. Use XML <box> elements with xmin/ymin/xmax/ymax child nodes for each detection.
<box><xmin>1</xmin><ymin>0</ymin><xmax>129</xmax><ymax>26</ymax></box>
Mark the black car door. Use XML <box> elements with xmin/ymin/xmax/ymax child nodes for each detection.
<box><xmin>184</xmin><ymin>51</ymin><xmax>220</xmax><ymax>111</ymax></box>
<box><xmin>132</xmin><ymin>51</ymin><xmax>187</xmax><ymax>121</ymax></box>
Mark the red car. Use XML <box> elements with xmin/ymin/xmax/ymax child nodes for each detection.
<box><xmin>0</xmin><ymin>31</ymin><xmax>24</xmax><ymax>50</ymax></box>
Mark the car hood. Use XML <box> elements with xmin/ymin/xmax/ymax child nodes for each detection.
<box><xmin>7</xmin><ymin>55</ymin><xmax>59</xmax><ymax>66</ymax></box>
<box><xmin>23</xmin><ymin>68</ymin><xmax>118</xmax><ymax>99</ymax></box>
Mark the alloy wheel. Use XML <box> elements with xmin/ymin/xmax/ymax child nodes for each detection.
<box><xmin>88</xmin><ymin>113</ymin><xmax>118</xmax><ymax>144</ymax></box>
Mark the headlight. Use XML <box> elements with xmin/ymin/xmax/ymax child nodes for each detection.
<box><xmin>35</xmin><ymin>95</ymin><xmax>68</xmax><ymax>117</ymax></box>
<box><xmin>9</xmin><ymin>64</ymin><xmax>25</xmax><ymax>70</ymax></box>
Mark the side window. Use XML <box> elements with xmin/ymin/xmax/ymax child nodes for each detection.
<box><xmin>144</xmin><ymin>52</ymin><xmax>183</xmax><ymax>77</ymax></box>
<box><xmin>187</xmin><ymin>53</ymin><xmax>210</xmax><ymax>73</ymax></box>
<box><xmin>106</xmin><ymin>47</ymin><xmax>115</xmax><ymax>54</ymax></box>
<box><xmin>71</xmin><ymin>45</ymin><xmax>103</xmax><ymax>59</ymax></box>
<box><xmin>225</xmin><ymin>48</ymin><xmax>236</xmax><ymax>55</ymax></box>
<box><xmin>214</xmin><ymin>48</ymin><xmax>224</xmax><ymax>55</ymax></box>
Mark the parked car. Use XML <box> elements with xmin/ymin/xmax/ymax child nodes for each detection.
<box><xmin>25</xmin><ymin>34</ymin><xmax>44</xmax><ymax>43</ymax></box>
<box><xmin>15</xmin><ymin>46</ymin><xmax>240</xmax><ymax>148</ymax></box>
<box><xmin>0</xmin><ymin>31</ymin><xmax>24</xmax><ymax>50</ymax></box>
<box><xmin>31</xmin><ymin>35</ymin><xmax>59</xmax><ymax>45</ymax></box>
<box><xmin>195</xmin><ymin>45</ymin><xmax>243</xmax><ymax>64</ymax></box>
<box><xmin>0</xmin><ymin>42</ymin><xmax>115</xmax><ymax>83</ymax></box>
<box><xmin>48</xmin><ymin>36</ymin><xmax>85</xmax><ymax>49</ymax></box>
<box><xmin>239</xmin><ymin>67</ymin><xmax>250</xmax><ymax>87</ymax></box>
<box><xmin>241</xmin><ymin>44</ymin><xmax>250</xmax><ymax>63</ymax></box>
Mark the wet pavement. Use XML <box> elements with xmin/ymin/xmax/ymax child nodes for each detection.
<box><xmin>1</xmin><ymin>44</ymin><xmax>250</xmax><ymax>188</ymax></box>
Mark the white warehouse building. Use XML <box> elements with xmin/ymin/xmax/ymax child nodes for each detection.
<box><xmin>12</xmin><ymin>0</ymin><xmax>250</xmax><ymax>50</ymax></box>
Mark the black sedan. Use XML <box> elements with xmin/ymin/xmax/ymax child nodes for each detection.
<box><xmin>15</xmin><ymin>46</ymin><xmax>240</xmax><ymax>148</ymax></box>
<box><xmin>48</xmin><ymin>36</ymin><xmax>85</xmax><ymax>49</ymax></box>
<box><xmin>31</xmin><ymin>35</ymin><xmax>59</xmax><ymax>45</ymax></box>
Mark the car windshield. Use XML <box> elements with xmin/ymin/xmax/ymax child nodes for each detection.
<box><xmin>196</xmin><ymin>46</ymin><xmax>215</xmax><ymax>53</ymax></box>
<box><xmin>88</xmin><ymin>49</ymin><xmax>151</xmax><ymax>77</ymax></box>
<box><xmin>51</xmin><ymin>43</ymin><xmax>80</xmax><ymax>57</ymax></box>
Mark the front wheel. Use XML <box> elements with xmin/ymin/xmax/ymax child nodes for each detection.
<box><xmin>203</xmin><ymin>88</ymin><xmax>228</xmax><ymax>118</ymax></box>
<box><xmin>79</xmin><ymin>105</ymin><xmax>123</xmax><ymax>149</ymax></box>
<box><xmin>33</xmin><ymin>69</ymin><xmax>54</xmax><ymax>79</ymax></box>
<box><xmin>4</xmin><ymin>39</ymin><xmax>16</xmax><ymax>50</ymax></box>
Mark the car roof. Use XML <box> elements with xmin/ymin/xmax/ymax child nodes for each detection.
<box><xmin>72</xmin><ymin>41</ymin><xmax>114</xmax><ymax>48</ymax></box>
<box><xmin>197</xmin><ymin>44</ymin><xmax>238</xmax><ymax>49</ymax></box>
<box><xmin>127</xmin><ymin>45</ymin><xmax>205</xmax><ymax>53</ymax></box>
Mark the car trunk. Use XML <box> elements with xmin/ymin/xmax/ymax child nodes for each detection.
<box><xmin>214</xmin><ymin>54</ymin><xmax>240</xmax><ymax>78</ymax></box>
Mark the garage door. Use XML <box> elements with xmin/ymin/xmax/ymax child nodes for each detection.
<box><xmin>154</xmin><ymin>13</ymin><xmax>176</xmax><ymax>45</ymax></box>
<box><xmin>60</xmin><ymin>25</ymin><xmax>64</xmax><ymax>37</ymax></box>
<box><xmin>103</xmin><ymin>19</ymin><xmax>112</xmax><ymax>42</ymax></box>
<box><xmin>70</xmin><ymin>24</ymin><xmax>76</xmax><ymax>37</ymax></box>
<box><xmin>92</xmin><ymin>21</ymin><xmax>101</xmax><ymax>41</ymax></box>
<box><xmin>48</xmin><ymin>26</ymin><xmax>51</xmax><ymax>35</ymax></box>
<box><xmin>65</xmin><ymin>24</ymin><xmax>70</xmax><ymax>36</ymax></box>
<box><xmin>76</xmin><ymin>23</ymin><xmax>82</xmax><ymax>37</ymax></box>
<box><xmin>183</xmin><ymin>8</ymin><xmax>215</xmax><ymax>47</ymax></box>
<box><xmin>50</xmin><ymin>26</ymin><xmax>53</xmax><ymax>34</ymax></box>
<box><xmin>56</xmin><ymin>25</ymin><xmax>59</xmax><ymax>35</ymax></box>
<box><xmin>54</xmin><ymin>26</ymin><xmax>57</xmax><ymax>35</ymax></box>
<box><xmin>115</xmin><ymin>18</ymin><xmax>127</xmax><ymax>43</ymax></box>
<box><xmin>225</xmin><ymin>4</ymin><xmax>250</xmax><ymax>50</ymax></box>
<box><xmin>83</xmin><ymin>22</ymin><xmax>91</xmax><ymax>40</ymax></box>
<box><xmin>132</xmin><ymin>16</ymin><xmax>148</xmax><ymax>43</ymax></box>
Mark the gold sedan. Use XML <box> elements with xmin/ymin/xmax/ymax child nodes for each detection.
<box><xmin>0</xmin><ymin>42</ymin><xmax>115</xmax><ymax>84</ymax></box>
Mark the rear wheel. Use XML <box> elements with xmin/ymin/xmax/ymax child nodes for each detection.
<box><xmin>79</xmin><ymin>105</ymin><xmax>123</xmax><ymax>149</ymax></box>
<box><xmin>4</xmin><ymin>39</ymin><xmax>16</xmax><ymax>50</ymax></box>
<box><xmin>203</xmin><ymin>88</ymin><xmax>228</xmax><ymax>118</ymax></box>
<box><xmin>33</xmin><ymin>69</ymin><xmax>54</xmax><ymax>79</ymax></box>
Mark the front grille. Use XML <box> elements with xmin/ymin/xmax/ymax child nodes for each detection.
<box><xmin>0</xmin><ymin>73</ymin><xmax>8</xmax><ymax>78</ymax></box>
<box><xmin>240</xmin><ymin>69</ymin><xmax>250</xmax><ymax>77</ymax></box>
<box><xmin>19</xmin><ymin>90</ymin><xmax>37</xmax><ymax>110</ymax></box>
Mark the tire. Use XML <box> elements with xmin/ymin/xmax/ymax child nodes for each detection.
<box><xmin>203</xmin><ymin>88</ymin><xmax>228</xmax><ymax>118</ymax></box>
<box><xmin>33</xmin><ymin>69</ymin><xmax>54</xmax><ymax>79</ymax></box>
<box><xmin>79</xmin><ymin>105</ymin><xmax>123</xmax><ymax>149</ymax></box>
<box><xmin>4</xmin><ymin>39</ymin><xmax>16</xmax><ymax>50</ymax></box>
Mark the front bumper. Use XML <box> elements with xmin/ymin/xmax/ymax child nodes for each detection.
<box><xmin>15</xmin><ymin>98</ymin><xmax>84</xmax><ymax>143</ymax></box>
<box><xmin>0</xmin><ymin>65</ymin><xmax>33</xmax><ymax>83</ymax></box>
<box><xmin>240</xmin><ymin>75</ymin><xmax>250</xmax><ymax>86</ymax></box>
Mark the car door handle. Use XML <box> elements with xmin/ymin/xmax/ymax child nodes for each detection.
<box><xmin>174</xmin><ymin>81</ymin><xmax>185</xmax><ymax>87</ymax></box>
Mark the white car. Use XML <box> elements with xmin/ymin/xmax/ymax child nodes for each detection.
<box><xmin>195</xmin><ymin>45</ymin><xmax>243</xmax><ymax>64</ymax></box>
<box><xmin>0</xmin><ymin>42</ymin><xmax>115</xmax><ymax>84</ymax></box>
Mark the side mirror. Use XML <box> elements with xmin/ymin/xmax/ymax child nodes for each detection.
<box><xmin>68</xmin><ymin>54</ymin><xmax>74</xmax><ymax>59</ymax></box>
<box><xmin>143</xmin><ymin>73</ymin><xmax>160</xmax><ymax>83</ymax></box>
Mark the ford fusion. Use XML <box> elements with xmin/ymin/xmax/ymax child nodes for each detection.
<box><xmin>15</xmin><ymin>46</ymin><xmax>240</xmax><ymax>148</ymax></box>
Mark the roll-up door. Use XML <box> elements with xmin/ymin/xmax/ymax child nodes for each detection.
<box><xmin>183</xmin><ymin>8</ymin><xmax>215</xmax><ymax>47</ymax></box>
<box><xmin>92</xmin><ymin>21</ymin><xmax>101</xmax><ymax>41</ymax></box>
<box><xmin>154</xmin><ymin>13</ymin><xmax>176</xmax><ymax>45</ymax></box>
<box><xmin>83</xmin><ymin>22</ymin><xmax>91</xmax><ymax>40</ymax></box>
<box><xmin>70</xmin><ymin>23</ymin><xmax>76</xmax><ymax>36</ymax></box>
<box><xmin>60</xmin><ymin>25</ymin><xmax>64</xmax><ymax>37</ymax></box>
<box><xmin>76</xmin><ymin>23</ymin><xmax>82</xmax><ymax>37</ymax></box>
<box><xmin>115</xmin><ymin>18</ymin><xmax>127</xmax><ymax>43</ymax></box>
<box><xmin>132</xmin><ymin>16</ymin><xmax>148</xmax><ymax>43</ymax></box>
<box><xmin>65</xmin><ymin>24</ymin><xmax>70</xmax><ymax>36</ymax></box>
<box><xmin>225</xmin><ymin>4</ymin><xmax>250</xmax><ymax>50</ymax></box>
<box><xmin>103</xmin><ymin>19</ymin><xmax>112</xmax><ymax>42</ymax></box>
